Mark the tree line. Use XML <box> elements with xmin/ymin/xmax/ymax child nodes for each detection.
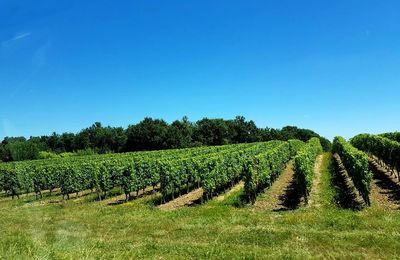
<box><xmin>0</xmin><ymin>116</ymin><xmax>331</xmax><ymax>162</ymax></box>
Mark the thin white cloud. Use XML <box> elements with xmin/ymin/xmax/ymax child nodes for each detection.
<box><xmin>13</xmin><ymin>32</ymin><xmax>32</xmax><ymax>41</ymax></box>
<box><xmin>1</xmin><ymin>31</ymin><xmax>32</xmax><ymax>49</ymax></box>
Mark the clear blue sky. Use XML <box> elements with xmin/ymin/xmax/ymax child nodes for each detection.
<box><xmin>1</xmin><ymin>0</ymin><xmax>399</xmax><ymax>141</ymax></box>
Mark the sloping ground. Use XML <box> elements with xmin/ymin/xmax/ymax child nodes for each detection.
<box><xmin>158</xmin><ymin>188</ymin><xmax>203</xmax><ymax>210</ymax></box>
<box><xmin>308</xmin><ymin>155</ymin><xmax>323</xmax><ymax>208</ymax></box>
<box><xmin>253</xmin><ymin>161</ymin><xmax>302</xmax><ymax>211</ymax></box>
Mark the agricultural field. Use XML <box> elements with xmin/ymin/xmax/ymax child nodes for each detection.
<box><xmin>3</xmin><ymin>1</ymin><xmax>399</xmax><ymax>258</ymax></box>
<box><xmin>1</xmin><ymin>135</ymin><xmax>400</xmax><ymax>259</ymax></box>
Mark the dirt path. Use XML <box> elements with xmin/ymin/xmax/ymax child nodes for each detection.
<box><xmin>332</xmin><ymin>153</ymin><xmax>364</xmax><ymax>209</ymax></box>
<box><xmin>19</xmin><ymin>189</ymin><xmax>94</xmax><ymax>207</ymax></box>
<box><xmin>253</xmin><ymin>161</ymin><xmax>300</xmax><ymax>211</ymax></box>
<box><xmin>0</xmin><ymin>188</ymin><xmax>62</xmax><ymax>202</ymax></box>
<box><xmin>103</xmin><ymin>186</ymin><xmax>159</xmax><ymax>205</ymax></box>
<box><xmin>158</xmin><ymin>188</ymin><xmax>203</xmax><ymax>211</ymax></box>
<box><xmin>71</xmin><ymin>189</ymin><xmax>96</xmax><ymax>201</ymax></box>
<box><xmin>215</xmin><ymin>182</ymin><xmax>244</xmax><ymax>201</ymax></box>
<box><xmin>369</xmin><ymin>158</ymin><xmax>400</xmax><ymax>210</ymax></box>
<box><xmin>308</xmin><ymin>155</ymin><xmax>323</xmax><ymax>208</ymax></box>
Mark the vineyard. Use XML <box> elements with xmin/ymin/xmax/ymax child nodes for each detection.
<box><xmin>0</xmin><ymin>140</ymin><xmax>306</xmax><ymax>204</ymax></box>
<box><xmin>1</xmin><ymin>133</ymin><xmax>400</xmax><ymax>258</ymax></box>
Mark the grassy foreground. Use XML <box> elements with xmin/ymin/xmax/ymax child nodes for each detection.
<box><xmin>1</xmin><ymin>153</ymin><xmax>400</xmax><ymax>259</ymax></box>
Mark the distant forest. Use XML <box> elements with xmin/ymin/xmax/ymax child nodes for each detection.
<box><xmin>0</xmin><ymin>116</ymin><xmax>331</xmax><ymax>162</ymax></box>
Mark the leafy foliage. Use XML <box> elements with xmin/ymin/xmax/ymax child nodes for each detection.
<box><xmin>379</xmin><ymin>132</ymin><xmax>400</xmax><ymax>144</ymax></box>
<box><xmin>0</xmin><ymin>140</ymin><xmax>311</xmax><ymax>204</ymax></box>
<box><xmin>0</xmin><ymin>116</ymin><xmax>330</xmax><ymax>162</ymax></box>
<box><xmin>351</xmin><ymin>133</ymin><xmax>400</xmax><ymax>177</ymax></box>
<box><xmin>0</xmin><ymin>143</ymin><xmax>262</xmax><ymax>201</ymax></box>
<box><xmin>293</xmin><ymin>137</ymin><xmax>323</xmax><ymax>203</ymax></box>
<box><xmin>7</xmin><ymin>141</ymin><xmax>39</xmax><ymax>161</ymax></box>
<box><xmin>243</xmin><ymin>140</ymin><xmax>305</xmax><ymax>203</ymax></box>
<box><xmin>334</xmin><ymin>136</ymin><xmax>372</xmax><ymax>206</ymax></box>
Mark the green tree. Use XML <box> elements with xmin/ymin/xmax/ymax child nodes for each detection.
<box><xmin>166</xmin><ymin>116</ymin><xmax>194</xmax><ymax>148</ymax></box>
<box><xmin>228</xmin><ymin>116</ymin><xmax>261</xmax><ymax>143</ymax></box>
<box><xmin>7</xmin><ymin>140</ymin><xmax>39</xmax><ymax>161</ymax></box>
<box><xmin>193</xmin><ymin>118</ymin><xmax>230</xmax><ymax>145</ymax></box>
<box><xmin>126</xmin><ymin>118</ymin><xmax>169</xmax><ymax>151</ymax></box>
<box><xmin>0</xmin><ymin>143</ymin><xmax>12</xmax><ymax>162</ymax></box>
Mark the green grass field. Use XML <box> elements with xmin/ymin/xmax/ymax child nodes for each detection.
<box><xmin>1</xmin><ymin>153</ymin><xmax>400</xmax><ymax>259</ymax></box>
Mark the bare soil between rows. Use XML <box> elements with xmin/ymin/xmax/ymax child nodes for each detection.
<box><xmin>308</xmin><ymin>155</ymin><xmax>323</xmax><ymax>208</ymax></box>
<box><xmin>253</xmin><ymin>161</ymin><xmax>302</xmax><ymax>211</ymax></box>
<box><xmin>332</xmin><ymin>154</ymin><xmax>364</xmax><ymax>210</ymax></box>
<box><xmin>215</xmin><ymin>181</ymin><xmax>244</xmax><ymax>201</ymax></box>
<box><xmin>369</xmin><ymin>158</ymin><xmax>400</xmax><ymax>210</ymax></box>
<box><xmin>158</xmin><ymin>188</ymin><xmax>204</xmax><ymax>210</ymax></box>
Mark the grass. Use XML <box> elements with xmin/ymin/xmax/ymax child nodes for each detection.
<box><xmin>1</xmin><ymin>152</ymin><xmax>400</xmax><ymax>259</ymax></box>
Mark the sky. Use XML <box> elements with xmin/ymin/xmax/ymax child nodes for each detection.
<box><xmin>1</xmin><ymin>0</ymin><xmax>399</xmax><ymax>141</ymax></box>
